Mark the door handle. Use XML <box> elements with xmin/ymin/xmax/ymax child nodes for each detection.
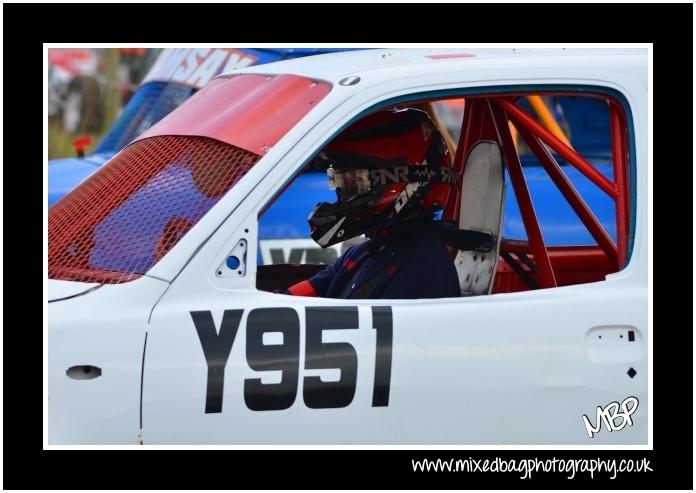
<box><xmin>585</xmin><ymin>326</ymin><xmax>642</xmax><ymax>364</ymax></box>
<box><xmin>66</xmin><ymin>365</ymin><xmax>102</xmax><ymax>380</ymax></box>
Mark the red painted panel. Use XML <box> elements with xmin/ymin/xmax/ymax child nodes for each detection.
<box><xmin>137</xmin><ymin>74</ymin><xmax>332</xmax><ymax>156</ymax></box>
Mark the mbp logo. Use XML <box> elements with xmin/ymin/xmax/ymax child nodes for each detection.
<box><xmin>582</xmin><ymin>396</ymin><xmax>639</xmax><ymax>438</ymax></box>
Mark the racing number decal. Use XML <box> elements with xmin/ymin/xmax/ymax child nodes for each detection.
<box><xmin>191</xmin><ymin>306</ymin><xmax>393</xmax><ymax>413</ymax></box>
<box><xmin>304</xmin><ymin>307</ymin><xmax>359</xmax><ymax>409</ymax></box>
<box><xmin>245</xmin><ymin>308</ymin><xmax>300</xmax><ymax>411</ymax></box>
<box><xmin>190</xmin><ymin>309</ymin><xmax>242</xmax><ymax>414</ymax></box>
<box><xmin>371</xmin><ymin>306</ymin><xmax>393</xmax><ymax>407</ymax></box>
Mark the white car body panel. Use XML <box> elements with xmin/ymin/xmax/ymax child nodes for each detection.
<box><xmin>48</xmin><ymin>279</ymin><xmax>101</xmax><ymax>301</ymax></box>
<box><xmin>48</xmin><ymin>48</ymin><xmax>648</xmax><ymax>444</ymax></box>
<box><xmin>48</xmin><ymin>276</ymin><xmax>168</xmax><ymax>444</ymax></box>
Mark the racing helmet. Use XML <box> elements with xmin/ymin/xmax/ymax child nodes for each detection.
<box><xmin>308</xmin><ymin>107</ymin><xmax>456</xmax><ymax>247</ymax></box>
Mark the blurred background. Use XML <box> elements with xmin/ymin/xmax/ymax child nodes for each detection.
<box><xmin>48</xmin><ymin>48</ymin><xmax>161</xmax><ymax>159</ymax></box>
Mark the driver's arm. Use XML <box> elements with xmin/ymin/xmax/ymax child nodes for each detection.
<box><xmin>286</xmin><ymin>243</ymin><xmax>363</xmax><ymax>297</ymax></box>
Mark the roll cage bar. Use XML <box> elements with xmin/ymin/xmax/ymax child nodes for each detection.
<box><xmin>442</xmin><ymin>95</ymin><xmax>630</xmax><ymax>289</ymax></box>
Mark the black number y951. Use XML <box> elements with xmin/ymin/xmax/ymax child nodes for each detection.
<box><xmin>191</xmin><ymin>306</ymin><xmax>392</xmax><ymax>413</ymax></box>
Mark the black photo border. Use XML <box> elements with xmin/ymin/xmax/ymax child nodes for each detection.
<box><xmin>9</xmin><ymin>2</ymin><xmax>691</xmax><ymax>489</ymax></box>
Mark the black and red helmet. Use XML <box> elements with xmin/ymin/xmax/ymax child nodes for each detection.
<box><xmin>309</xmin><ymin>107</ymin><xmax>456</xmax><ymax>247</ymax></box>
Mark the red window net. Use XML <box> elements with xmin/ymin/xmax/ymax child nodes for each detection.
<box><xmin>49</xmin><ymin>135</ymin><xmax>260</xmax><ymax>284</ymax></box>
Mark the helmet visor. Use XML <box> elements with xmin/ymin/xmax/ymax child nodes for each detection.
<box><xmin>327</xmin><ymin>166</ymin><xmax>371</xmax><ymax>199</ymax></box>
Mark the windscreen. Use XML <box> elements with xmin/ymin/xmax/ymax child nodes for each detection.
<box><xmin>49</xmin><ymin>74</ymin><xmax>331</xmax><ymax>284</ymax></box>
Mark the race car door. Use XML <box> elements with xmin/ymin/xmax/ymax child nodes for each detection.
<box><xmin>142</xmin><ymin>67</ymin><xmax>647</xmax><ymax>445</ymax></box>
<box><xmin>142</xmin><ymin>230</ymin><xmax>648</xmax><ymax>444</ymax></box>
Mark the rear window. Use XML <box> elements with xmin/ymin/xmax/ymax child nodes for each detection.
<box><xmin>49</xmin><ymin>74</ymin><xmax>331</xmax><ymax>284</ymax></box>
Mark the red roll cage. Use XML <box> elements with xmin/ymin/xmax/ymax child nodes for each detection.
<box><xmin>442</xmin><ymin>94</ymin><xmax>630</xmax><ymax>290</ymax></box>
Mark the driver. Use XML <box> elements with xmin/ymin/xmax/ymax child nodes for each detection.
<box><xmin>286</xmin><ymin>107</ymin><xmax>461</xmax><ymax>299</ymax></box>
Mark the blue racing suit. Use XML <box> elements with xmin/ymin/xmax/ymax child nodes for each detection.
<box><xmin>289</xmin><ymin>221</ymin><xmax>460</xmax><ymax>299</ymax></box>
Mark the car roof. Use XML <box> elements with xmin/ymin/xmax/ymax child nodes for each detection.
<box><xmin>221</xmin><ymin>48</ymin><xmax>647</xmax><ymax>85</ymax></box>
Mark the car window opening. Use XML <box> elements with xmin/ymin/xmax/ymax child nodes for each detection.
<box><xmin>257</xmin><ymin>91</ymin><xmax>631</xmax><ymax>299</ymax></box>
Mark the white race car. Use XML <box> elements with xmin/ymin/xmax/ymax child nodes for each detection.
<box><xmin>47</xmin><ymin>48</ymin><xmax>648</xmax><ymax>445</ymax></box>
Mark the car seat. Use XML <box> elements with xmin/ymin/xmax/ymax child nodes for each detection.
<box><xmin>454</xmin><ymin>140</ymin><xmax>505</xmax><ymax>295</ymax></box>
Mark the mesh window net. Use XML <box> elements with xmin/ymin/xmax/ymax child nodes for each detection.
<box><xmin>49</xmin><ymin>135</ymin><xmax>259</xmax><ymax>284</ymax></box>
